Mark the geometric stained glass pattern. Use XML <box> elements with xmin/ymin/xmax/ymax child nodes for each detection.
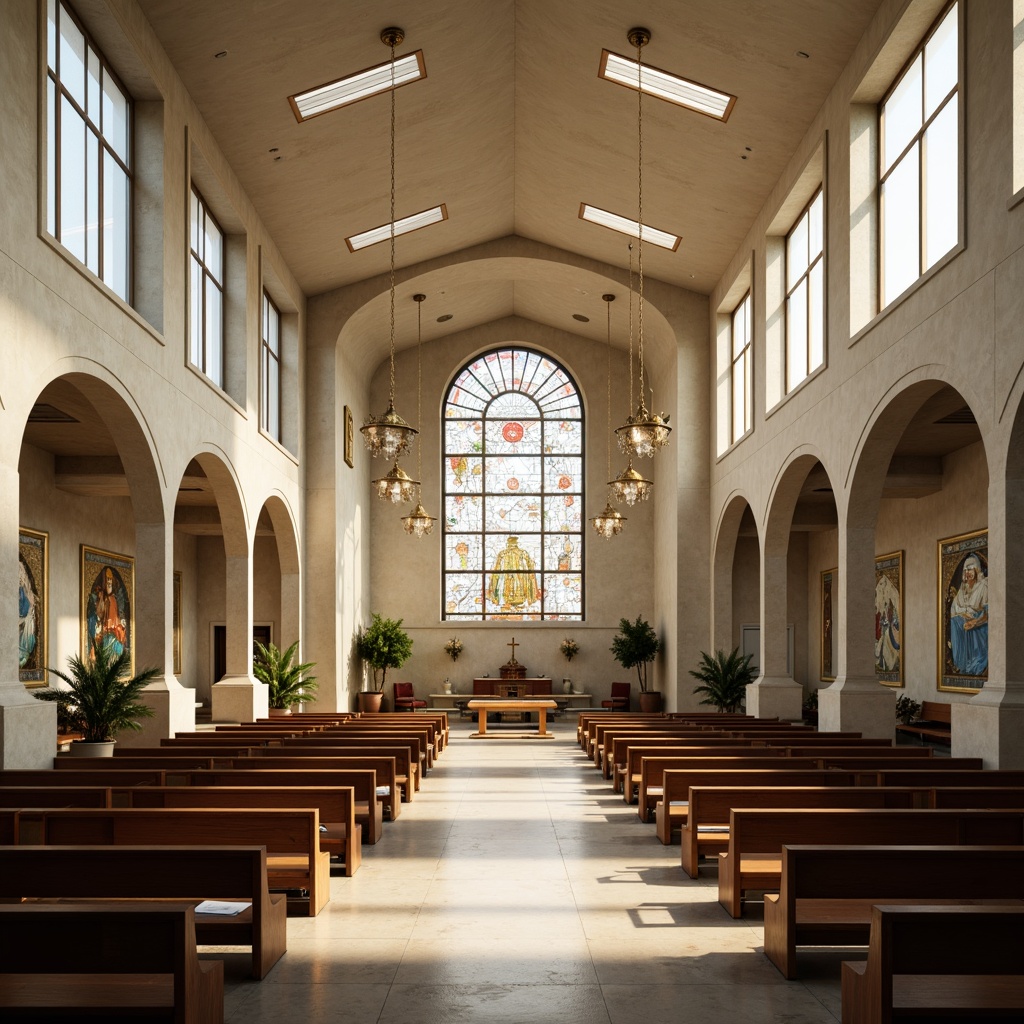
<box><xmin>443</xmin><ymin>347</ymin><xmax>584</xmax><ymax>620</ymax></box>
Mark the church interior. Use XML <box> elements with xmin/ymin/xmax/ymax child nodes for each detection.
<box><xmin>4</xmin><ymin>0</ymin><xmax>1024</xmax><ymax>1019</ymax></box>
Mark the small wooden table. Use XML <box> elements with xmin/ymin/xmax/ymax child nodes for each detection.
<box><xmin>467</xmin><ymin>699</ymin><xmax>558</xmax><ymax>739</ymax></box>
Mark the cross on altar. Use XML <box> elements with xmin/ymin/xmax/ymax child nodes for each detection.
<box><xmin>507</xmin><ymin>636</ymin><xmax>519</xmax><ymax>662</ymax></box>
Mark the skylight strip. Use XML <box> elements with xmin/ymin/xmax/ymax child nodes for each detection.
<box><xmin>290</xmin><ymin>51</ymin><xmax>426</xmax><ymax>122</ymax></box>
<box><xmin>346</xmin><ymin>204</ymin><xmax>448</xmax><ymax>252</ymax></box>
<box><xmin>579</xmin><ymin>203</ymin><xmax>680</xmax><ymax>251</ymax></box>
<box><xmin>600</xmin><ymin>50</ymin><xmax>735</xmax><ymax>122</ymax></box>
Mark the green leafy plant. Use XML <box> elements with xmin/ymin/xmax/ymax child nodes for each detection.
<box><xmin>895</xmin><ymin>694</ymin><xmax>921</xmax><ymax>725</ymax></box>
<box><xmin>254</xmin><ymin>640</ymin><xmax>318</xmax><ymax>710</ymax></box>
<box><xmin>802</xmin><ymin>688</ymin><xmax>820</xmax><ymax>721</ymax></box>
<box><xmin>610</xmin><ymin>616</ymin><xmax>661</xmax><ymax>692</ymax></box>
<box><xmin>357</xmin><ymin>613</ymin><xmax>413</xmax><ymax>691</ymax></box>
<box><xmin>443</xmin><ymin>637</ymin><xmax>463</xmax><ymax>662</ymax></box>
<box><xmin>559</xmin><ymin>638</ymin><xmax>579</xmax><ymax>662</ymax></box>
<box><xmin>33</xmin><ymin>645</ymin><xmax>157</xmax><ymax>742</ymax></box>
<box><xmin>689</xmin><ymin>648</ymin><xmax>755</xmax><ymax>713</ymax></box>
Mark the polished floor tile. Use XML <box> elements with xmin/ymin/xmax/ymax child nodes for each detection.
<box><xmin>222</xmin><ymin>717</ymin><xmax>842</xmax><ymax>1022</ymax></box>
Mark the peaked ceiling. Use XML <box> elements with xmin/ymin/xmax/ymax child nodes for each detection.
<box><xmin>136</xmin><ymin>0</ymin><xmax>885</xmax><ymax>351</ymax></box>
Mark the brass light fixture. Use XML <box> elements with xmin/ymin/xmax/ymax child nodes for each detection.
<box><xmin>591</xmin><ymin>293</ymin><xmax>627</xmax><ymax>538</ymax></box>
<box><xmin>361</xmin><ymin>27</ymin><xmax>418</xmax><ymax>461</ymax></box>
<box><xmin>610</xmin><ymin>459</ymin><xmax>652</xmax><ymax>505</ymax></box>
<box><xmin>373</xmin><ymin>459</ymin><xmax>417</xmax><ymax>503</ymax></box>
<box><xmin>402</xmin><ymin>293</ymin><xmax>437</xmax><ymax>537</ymax></box>
<box><xmin>615</xmin><ymin>27</ymin><xmax>672</xmax><ymax>460</ymax></box>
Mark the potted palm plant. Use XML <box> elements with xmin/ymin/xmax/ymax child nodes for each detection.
<box><xmin>689</xmin><ymin>648</ymin><xmax>755</xmax><ymax>713</ymax></box>
<box><xmin>34</xmin><ymin>645</ymin><xmax>158</xmax><ymax>756</ymax></box>
<box><xmin>254</xmin><ymin>640</ymin><xmax>317</xmax><ymax>715</ymax></box>
<box><xmin>356</xmin><ymin>613</ymin><xmax>413</xmax><ymax>712</ymax></box>
<box><xmin>611</xmin><ymin>616</ymin><xmax>662</xmax><ymax>711</ymax></box>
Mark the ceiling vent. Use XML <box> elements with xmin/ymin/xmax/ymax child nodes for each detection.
<box><xmin>28</xmin><ymin>403</ymin><xmax>78</xmax><ymax>423</ymax></box>
<box><xmin>935</xmin><ymin>406</ymin><xmax>977</xmax><ymax>425</ymax></box>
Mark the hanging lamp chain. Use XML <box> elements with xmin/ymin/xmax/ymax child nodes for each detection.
<box><xmin>387</xmin><ymin>33</ymin><xmax>397</xmax><ymax>407</ymax></box>
<box><xmin>634</xmin><ymin>28</ymin><xmax>648</xmax><ymax>418</ymax></box>
<box><xmin>627</xmin><ymin>242</ymin><xmax>634</xmax><ymax>415</ymax></box>
<box><xmin>415</xmin><ymin>293</ymin><xmax>423</xmax><ymax>484</ymax></box>
<box><xmin>605</xmin><ymin>294</ymin><xmax>613</xmax><ymax>483</ymax></box>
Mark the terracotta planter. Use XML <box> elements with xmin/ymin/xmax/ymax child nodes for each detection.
<box><xmin>357</xmin><ymin>691</ymin><xmax>384</xmax><ymax>714</ymax></box>
<box><xmin>638</xmin><ymin>691</ymin><xmax>663</xmax><ymax>713</ymax></box>
<box><xmin>268</xmin><ymin>707</ymin><xmax>292</xmax><ymax>717</ymax></box>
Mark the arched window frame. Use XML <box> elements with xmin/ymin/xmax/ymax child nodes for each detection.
<box><xmin>442</xmin><ymin>347</ymin><xmax>584</xmax><ymax>621</ymax></box>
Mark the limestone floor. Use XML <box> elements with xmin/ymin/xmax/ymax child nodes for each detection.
<box><xmin>221</xmin><ymin>717</ymin><xmax>844</xmax><ymax>1023</ymax></box>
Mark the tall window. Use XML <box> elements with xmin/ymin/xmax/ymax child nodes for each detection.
<box><xmin>46</xmin><ymin>0</ymin><xmax>131</xmax><ymax>301</ymax></box>
<box><xmin>730</xmin><ymin>292</ymin><xmax>752</xmax><ymax>444</ymax></box>
<box><xmin>880</xmin><ymin>2</ymin><xmax>958</xmax><ymax>305</ymax></box>
<box><xmin>189</xmin><ymin>186</ymin><xmax>224</xmax><ymax>387</ymax></box>
<box><xmin>261</xmin><ymin>292</ymin><xmax>281</xmax><ymax>440</ymax></box>
<box><xmin>785</xmin><ymin>189</ymin><xmax>824</xmax><ymax>393</ymax></box>
<box><xmin>443</xmin><ymin>348</ymin><xmax>583</xmax><ymax>621</ymax></box>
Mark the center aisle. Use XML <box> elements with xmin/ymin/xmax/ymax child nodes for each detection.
<box><xmin>225</xmin><ymin>716</ymin><xmax>841</xmax><ymax>1023</ymax></box>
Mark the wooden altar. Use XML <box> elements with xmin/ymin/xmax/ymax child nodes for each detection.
<box><xmin>472</xmin><ymin>678</ymin><xmax>553</xmax><ymax>697</ymax></box>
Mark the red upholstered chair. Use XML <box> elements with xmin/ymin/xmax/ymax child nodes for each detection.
<box><xmin>601</xmin><ymin>682</ymin><xmax>631</xmax><ymax>711</ymax></box>
<box><xmin>393</xmin><ymin>682</ymin><xmax>427</xmax><ymax>713</ymax></box>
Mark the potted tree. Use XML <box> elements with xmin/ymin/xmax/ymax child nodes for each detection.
<box><xmin>356</xmin><ymin>613</ymin><xmax>413</xmax><ymax>713</ymax></box>
<box><xmin>689</xmin><ymin>648</ymin><xmax>755</xmax><ymax>713</ymax></box>
<box><xmin>611</xmin><ymin>616</ymin><xmax>662</xmax><ymax>711</ymax></box>
<box><xmin>33</xmin><ymin>645</ymin><xmax>157</xmax><ymax>756</ymax></box>
<box><xmin>254</xmin><ymin>640</ymin><xmax>317</xmax><ymax>715</ymax></box>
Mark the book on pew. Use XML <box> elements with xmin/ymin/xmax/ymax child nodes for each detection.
<box><xmin>194</xmin><ymin>900</ymin><xmax>251</xmax><ymax>916</ymax></box>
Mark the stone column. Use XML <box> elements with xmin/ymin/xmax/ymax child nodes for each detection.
<box><xmin>818</xmin><ymin>521</ymin><xmax>894</xmax><ymax>738</ymax></box>
<box><xmin>1</xmin><ymin>462</ymin><xmax>57</xmax><ymax>767</ymax></box>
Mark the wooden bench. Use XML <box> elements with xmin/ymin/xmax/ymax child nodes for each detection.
<box><xmin>266</xmin><ymin>739</ymin><xmax>420</xmax><ymax>796</ymax></box>
<box><xmin>895</xmin><ymin>699</ymin><xmax>953</xmax><ymax>745</ymax></box>
<box><xmin>681</xmin><ymin>786</ymin><xmax>933</xmax><ymax>878</ymax></box>
<box><xmin>0</xmin><ymin>902</ymin><xmax>223</xmax><ymax>1022</ymax></box>
<box><xmin>0</xmin><ymin>767</ymin><xmax>169</xmax><ymax>789</ymax></box>
<box><xmin>123</xmin><ymin>785</ymin><xmax>361</xmax><ymax>876</ymax></box>
<box><xmin>841</xmin><ymin>904</ymin><xmax>1024</xmax><ymax>1022</ymax></box>
<box><xmin>656</xmin><ymin>767</ymin><xmax>857</xmax><ymax>847</ymax></box>
<box><xmin>0</xmin><ymin>844</ymin><xmax>286</xmax><ymax>979</ymax></box>
<box><xmin>0</xmin><ymin>785</ymin><xmax>112</xmax><ymax>808</ymax></box>
<box><xmin>200</xmin><ymin>763</ymin><xmax>388</xmax><ymax>841</ymax></box>
<box><xmin>764</xmin><ymin>844</ymin><xmax>1024</xmax><ymax>981</ymax></box>
<box><xmin>269</xmin><ymin>741</ymin><xmax>409</xmax><ymax>807</ymax></box>
<box><xmin>718</xmin><ymin>807</ymin><xmax>1024</xmax><ymax>918</ymax></box>
<box><xmin>27</xmin><ymin>806</ymin><xmax>331</xmax><ymax>916</ymax></box>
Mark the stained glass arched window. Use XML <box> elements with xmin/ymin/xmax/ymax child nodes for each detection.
<box><xmin>443</xmin><ymin>348</ymin><xmax>584</xmax><ymax>621</ymax></box>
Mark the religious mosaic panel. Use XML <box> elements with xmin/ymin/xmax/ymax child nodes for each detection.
<box><xmin>443</xmin><ymin>347</ymin><xmax>583</xmax><ymax>620</ymax></box>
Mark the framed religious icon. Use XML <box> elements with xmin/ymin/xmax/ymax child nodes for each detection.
<box><xmin>18</xmin><ymin>527</ymin><xmax>48</xmax><ymax>686</ymax></box>
<box><xmin>938</xmin><ymin>529</ymin><xmax>988</xmax><ymax>693</ymax></box>
<box><xmin>344</xmin><ymin>405</ymin><xmax>354</xmax><ymax>468</ymax></box>
<box><xmin>820</xmin><ymin>567</ymin><xmax>837</xmax><ymax>681</ymax></box>
<box><xmin>173</xmin><ymin>571</ymin><xmax>182</xmax><ymax>675</ymax></box>
<box><xmin>874</xmin><ymin>550</ymin><xmax>903</xmax><ymax>687</ymax></box>
<box><xmin>81</xmin><ymin>545</ymin><xmax>135</xmax><ymax>679</ymax></box>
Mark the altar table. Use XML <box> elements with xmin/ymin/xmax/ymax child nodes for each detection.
<box><xmin>467</xmin><ymin>699</ymin><xmax>558</xmax><ymax>739</ymax></box>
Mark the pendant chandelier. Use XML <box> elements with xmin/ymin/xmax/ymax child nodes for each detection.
<box><xmin>401</xmin><ymin>293</ymin><xmax>437</xmax><ymax>537</ymax></box>
<box><xmin>361</xmin><ymin>27</ymin><xmax>418</xmax><ymax>461</ymax></box>
<box><xmin>373</xmin><ymin>460</ymin><xmax>417</xmax><ymax>503</ymax></box>
<box><xmin>610</xmin><ymin>459</ymin><xmax>652</xmax><ymax>505</ymax></box>
<box><xmin>591</xmin><ymin>293</ymin><xmax>627</xmax><ymax>538</ymax></box>
<box><xmin>615</xmin><ymin>27</ymin><xmax>671</xmax><ymax>460</ymax></box>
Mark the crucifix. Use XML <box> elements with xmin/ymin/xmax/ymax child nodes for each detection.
<box><xmin>507</xmin><ymin>635</ymin><xmax>519</xmax><ymax>663</ymax></box>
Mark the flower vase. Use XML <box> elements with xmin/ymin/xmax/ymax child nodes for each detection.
<box><xmin>562</xmin><ymin>678</ymin><xmax>572</xmax><ymax>694</ymax></box>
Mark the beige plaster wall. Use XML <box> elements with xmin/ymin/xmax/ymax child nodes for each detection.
<box><xmin>708</xmin><ymin>2</ymin><xmax>1024</xmax><ymax>733</ymax></box>
<box><xmin>1</xmin><ymin>1</ymin><xmax>306</xmax><ymax>748</ymax></box>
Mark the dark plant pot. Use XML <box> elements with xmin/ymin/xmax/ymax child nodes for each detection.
<box><xmin>638</xmin><ymin>691</ymin><xmax>663</xmax><ymax>713</ymax></box>
<box><xmin>358</xmin><ymin>691</ymin><xmax>384</xmax><ymax>714</ymax></box>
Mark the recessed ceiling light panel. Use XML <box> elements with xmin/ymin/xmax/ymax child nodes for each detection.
<box><xmin>290</xmin><ymin>51</ymin><xmax>426</xmax><ymax>122</ymax></box>
<box><xmin>346</xmin><ymin>204</ymin><xmax>448</xmax><ymax>252</ymax></box>
<box><xmin>599</xmin><ymin>50</ymin><xmax>735</xmax><ymax>122</ymax></box>
<box><xmin>579</xmin><ymin>203</ymin><xmax>680</xmax><ymax>251</ymax></box>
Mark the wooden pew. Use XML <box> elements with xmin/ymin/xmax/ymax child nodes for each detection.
<box><xmin>841</xmin><ymin>904</ymin><xmax>1024</xmax><ymax>1022</ymax></box>
<box><xmin>680</xmin><ymin>786</ymin><xmax>933</xmax><ymax>878</ymax></box>
<box><xmin>0</xmin><ymin>786</ymin><xmax>111</xmax><ymax>808</ymax></box>
<box><xmin>764</xmin><ymin>844</ymin><xmax>1024</xmax><ymax>980</ymax></box>
<box><xmin>185</xmin><ymin>767</ymin><xmax>386</xmax><ymax>843</ymax></box>
<box><xmin>317</xmin><ymin>726</ymin><xmax>434</xmax><ymax>772</ymax></box>
<box><xmin>0</xmin><ymin>844</ymin><xmax>286</xmax><ymax>979</ymax></box>
<box><xmin>123</xmin><ymin>785</ymin><xmax>361</xmax><ymax>875</ymax></box>
<box><xmin>894</xmin><ymin>698</ymin><xmax>953</xmax><ymax>745</ymax></box>
<box><xmin>0</xmin><ymin>902</ymin><xmax>224</xmax><ymax>1022</ymax></box>
<box><xmin>717</xmin><ymin>807</ymin><xmax>1024</xmax><ymax>918</ymax></box>
<box><xmin>264</xmin><ymin>740</ymin><xmax>418</xmax><ymax>799</ymax></box>
<box><xmin>656</xmin><ymin>767</ymin><xmax>857</xmax><ymax>846</ymax></box>
<box><xmin>870</xmin><ymin>769</ymin><xmax>1024</xmax><ymax>788</ymax></box>
<box><xmin>28</xmin><ymin>806</ymin><xmax>331</xmax><ymax>916</ymax></box>
<box><xmin>0</xmin><ymin>767</ymin><xmax>168</xmax><ymax>789</ymax></box>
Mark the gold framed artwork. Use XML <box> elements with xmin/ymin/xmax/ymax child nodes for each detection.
<box><xmin>874</xmin><ymin>550</ymin><xmax>903</xmax><ymax>687</ymax></box>
<box><xmin>820</xmin><ymin>567</ymin><xmax>837</xmax><ymax>682</ymax></box>
<box><xmin>344</xmin><ymin>404</ymin><xmax>354</xmax><ymax>468</ymax></box>
<box><xmin>81</xmin><ymin>545</ymin><xmax>135</xmax><ymax>678</ymax></box>
<box><xmin>18</xmin><ymin>527</ymin><xmax>48</xmax><ymax>686</ymax></box>
<box><xmin>938</xmin><ymin>528</ymin><xmax>988</xmax><ymax>693</ymax></box>
<box><xmin>173</xmin><ymin>571</ymin><xmax>182</xmax><ymax>675</ymax></box>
